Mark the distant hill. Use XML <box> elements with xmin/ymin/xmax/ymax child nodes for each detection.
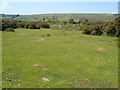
<box><xmin>0</xmin><ymin>14</ymin><xmax>20</xmax><ymax>20</ymax></box>
<box><xmin>1</xmin><ymin>13</ymin><xmax>117</xmax><ymax>22</ymax></box>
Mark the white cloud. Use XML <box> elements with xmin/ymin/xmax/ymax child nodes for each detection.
<box><xmin>0</xmin><ymin>2</ymin><xmax>10</xmax><ymax>13</ymax></box>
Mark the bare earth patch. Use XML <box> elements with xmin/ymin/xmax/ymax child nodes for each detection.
<box><xmin>33</xmin><ymin>64</ymin><xmax>44</xmax><ymax>67</ymax></box>
<box><xmin>34</xmin><ymin>38</ymin><xmax>45</xmax><ymax>42</ymax></box>
<box><xmin>96</xmin><ymin>48</ymin><xmax>105</xmax><ymax>51</ymax></box>
<box><xmin>43</xmin><ymin>68</ymin><xmax>48</xmax><ymax>71</ymax></box>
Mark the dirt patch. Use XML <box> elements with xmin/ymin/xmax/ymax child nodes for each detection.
<box><xmin>34</xmin><ymin>38</ymin><xmax>45</xmax><ymax>42</ymax></box>
<box><xmin>96</xmin><ymin>48</ymin><xmax>105</xmax><ymax>51</ymax></box>
<box><xmin>33</xmin><ymin>64</ymin><xmax>44</xmax><ymax>67</ymax></box>
<box><xmin>43</xmin><ymin>68</ymin><xmax>48</xmax><ymax>71</ymax></box>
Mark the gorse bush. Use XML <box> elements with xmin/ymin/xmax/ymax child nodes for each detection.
<box><xmin>5</xmin><ymin>28</ymin><xmax>15</xmax><ymax>32</ymax></box>
<box><xmin>91</xmin><ymin>25</ymin><xmax>103</xmax><ymax>36</ymax></box>
<box><xmin>82</xmin><ymin>21</ymin><xmax>106</xmax><ymax>36</ymax></box>
<box><xmin>41</xmin><ymin>24</ymin><xmax>50</xmax><ymax>28</ymax></box>
<box><xmin>82</xmin><ymin>17</ymin><xmax>120</xmax><ymax>37</ymax></box>
<box><xmin>83</xmin><ymin>25</ymin><xmax>103</xmax><ymax>36</ymax></box>
<box><xmin>82</xmin><ymin>25</ymin><xmax>92</xmax><ymax>35</ymax></box>
<box><xmin>1</xmin><ymin>20</ymin><xmax>50</xmax><ymax>31</ymax></box>
<box><xmin>105</xmin><ymin>17</ymin><xmax>120</xmax><ymax>37</ymax></box>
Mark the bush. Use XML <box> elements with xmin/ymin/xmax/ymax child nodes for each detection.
<box><xmin>41</xmin><ymin>24</ymin><xmax>50</xmax><ymax>28</ymax></box>
<box><xmin>82</xmin><ymin>25</ymin><xmax>92</xmax><ymax>35</ymax></box>
<box><xmin>41</xmin><ymin>35</ymin><xmax>45</xmax><ymax>37</ymax></box>
<box><xmin>91</xmin><ymin>26</ymin><xmax>103</xmax><ymax>36</ymax></box>
<box><xmin>63</xmin><ymin>21</ymin><xmax>67</xmax><ymax>25</ymax></box>
<box><xmin>105</xmin><ymin>17</ymin><xmax>120</xmax><ymax>37</ymax></box>
<box><xmin>2</xmin><ymin>22</ymin><xmax>7</xmax><ymax>31</ymax></box>
<box><xmin>69</xmin><ymin>18</ymin><xmax>74</xmax><ymax>24</ymax></box>
<box><xmin>28</xmin><ymin>24</ymin><xmax>37</xmax><ymax>29</ymax></box>
<box><xmin>2</xmin><ymin>20</ymin><xmax>50</xmax><ymax>30</ymax></box>
<box><xmin>91</xmin><ymin>30</ymin><xmax>96</xmax><ymax>35</ymax></box>
<box><xmin>82</xmin><ymin>22</ymin><xmax>103</xmax><ymax>36</ymax></box>
<box><xmin>46</xmin><ymin>33</ymin><xmax>51</xmax><ymax>37</ymax></box>
<box><xmin>5</xmin><ymin>28</ymin><xmax>15</xmax><ymax>32</ymax></box>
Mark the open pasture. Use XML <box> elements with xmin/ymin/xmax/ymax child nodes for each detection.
<box><xmin>2</xmin><ymin>29</ymin><xmax>118</xmax><ymax>88</ymax></box>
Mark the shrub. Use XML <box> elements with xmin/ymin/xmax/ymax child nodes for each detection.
<box><xmin>5</xmin><ymin>28</ymin><xmax>15</xmax><ymax>32</ymax></box>
<box><xmin>46</xmin><ymin>33</ymin><xmax>51</xmax><ymax>37</ymax></box>
<box><xmin>91</xmin><ymin>25</ymin><xmax>103</xmax><ymax>36</ymax></box>
<box><xmin>69</xmin><ymin>18</ymin><xmax>74</xmax><ymax>24</ymax></box>
<box><xmin>2</xmin><ymin>22</ymin><xmax>7</xmax><ymax>31</ymax></box>
<box><xmin>28</xmin><ymin>24</ymin><xmax>37</xmax><ymax>29</ymax></box>
<box><xmin>82</xmin><ymin>25</ymin><xmax>92</xmax><ymax>35</ymax></box>
<box><xmin>41</xmin><ymin>24</ymin><xmax>50</xmax><ymax>28</ymax></box>
<box><xmin>36</xmin><ymin>25</ymin><xmax>41</xmax><ymax>29</ymax></box>
<box><xmin>2</xmin><ymin>20</ymin><xmax>50</xmax><ymax>30</ymax></box>
<box><xmin>82</xmin><ymin>21</ymin><xmax>104</xmax><ymax>36</ymax></box>
<box><xmin>105</xmin><ymin>17</ymin><xmax>120</xmax><ymax>36</ymax></box>
<box><xmin>64</xmin><ymin>33</ymin><xmax>68</xmax><ymax>36</ymax></box>
<box><xmin>63</xmin><ymin>21</ymin><xmax>67</xmax><ymax>25</ymax></box>
<box><xmin>91</xmin><ymin>30</ymin><xmax>96</xmax><ymax>35</ymax></box>
<box><xmin>41</xmin><ymin>35</ymin><xmax>45</xmax><ymax>37</ymax></box>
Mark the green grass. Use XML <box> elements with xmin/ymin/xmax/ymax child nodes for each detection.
<box><xmin>0</xmin><ymin>31</ymin><xmax>2</xmax><ymax>89</ymax></box>
<box><xmin>2</xmin><ymin>28</ymin><xmax>118</xmax><ymax>88</ymax></box>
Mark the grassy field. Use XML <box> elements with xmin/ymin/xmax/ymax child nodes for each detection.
<box><xmin>2</xmin><ymin>28</ymin><xmax>118</xmax><ymax>88</ymax></box>
<box><xmin>0</xmin><ymin>31</ymin><xmax>2</xmax><ymax>89</ymax></box>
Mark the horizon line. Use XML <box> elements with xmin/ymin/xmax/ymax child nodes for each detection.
<box><xmin>1</xmin><ymin>12</ymin><xmax>118</xmax><ymax>15</ymax></box>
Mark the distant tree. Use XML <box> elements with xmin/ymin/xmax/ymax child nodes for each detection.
<box><xmin>84</xmin><ymin>19</ymin><xmax>89</xmax><ymax>23</ymax></box>
<box><xmin>52</xmin><ymin>16</ymin><xmax>55</xmax><ymax>21</ymax></box>
<box><xmin>52</xmin><ymin>16</ymin><xmax>57</xmax><ymax>21</ymax></box>
<box><xmin>69</xmin><ymin>18</ymin><xmax>74</xmax><ymax>24</ymax></box>
<box><xmin>43</xmin><ymin>18</ymin><xmax>46</xmax><ymax>21</ymax></box>
<box><xmin>78</xmin><ymin>19</ymin><xmax>81</xmax><ymax>24</ymax></box>
<box><xmin>16</xmin><ymin>14</ymin><xmax>20</xmax><ymax>17</ymax></box>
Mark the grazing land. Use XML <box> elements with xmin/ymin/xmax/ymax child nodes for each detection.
<box><xmin>2</xmin><ymin>29</ymin><xmax>118</xmax><ymax>88</ymax></box>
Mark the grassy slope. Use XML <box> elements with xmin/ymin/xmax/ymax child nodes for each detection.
<box><xmin>14</xmin><ymin>13</ymin><xmax>116</xmax><ymax>22</ymax></box>
<box><xmin>2</xmin><ymin>29</ymin><xmax>118</xmax><ymax>88</ymax></box>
